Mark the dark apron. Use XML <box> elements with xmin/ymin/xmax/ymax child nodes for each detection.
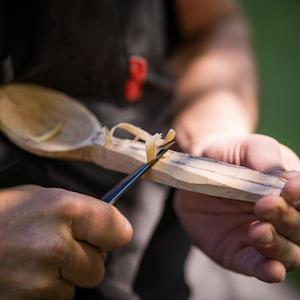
<box><xmin>0</xmin><ymin>1</ymin><xmax>191</xmax><ymax>299</ymax></box>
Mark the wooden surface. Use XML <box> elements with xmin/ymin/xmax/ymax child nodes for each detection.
<box><xmin>0</xmin><ymin>84</ymin><xmax>286</xmax><ymax>203</ymax></box>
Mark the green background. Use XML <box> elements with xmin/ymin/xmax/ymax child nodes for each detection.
<box><xmin>239</xmin><ymin>0</ymin><xmax>300</xmax><ymax>285</ymax></box>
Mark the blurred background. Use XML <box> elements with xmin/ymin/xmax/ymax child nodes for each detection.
<box><xmin>238</xmin><ymin>0</ymin><xmax>300</xmax><ymax>285</ymax></box>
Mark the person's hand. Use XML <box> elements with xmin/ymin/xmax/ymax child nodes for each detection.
<box><xmin>0</xmin><ymin>185</ymin><xmax>132</xmax><ymax>299</ymax></box>
<box><xmin>174</xmin><ymin>134</ymin><xmax>300</xmax><ymax>282</ymax></box>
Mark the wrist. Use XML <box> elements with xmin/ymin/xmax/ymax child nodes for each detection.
<box><xmin>173</xmin><ymin>90</ymin><xmax>255</xmax><ymax>153</ymax></box>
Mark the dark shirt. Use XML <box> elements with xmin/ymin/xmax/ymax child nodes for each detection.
<box><xmin>0</xmin><ymin>1</ymin><xmax>192</xmax><ymax>299</ymax></box>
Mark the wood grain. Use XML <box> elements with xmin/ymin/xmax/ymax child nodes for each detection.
<box><xmin>0</xmin><ymin>84</ymin><xmax>286</xmax><ymax>203</ymax></box>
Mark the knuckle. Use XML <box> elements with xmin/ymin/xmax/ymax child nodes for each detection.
<box><xmin>18</xmin><ymin>184</ymin><xmax>44</xmax><ymax>192</ymax></box>
<box><xmin>49</xmin><ymin>188</ymin><xmax>72</xmax><ymax>203</ymax></box>
<box><xmin>47</xmin><ymin>235</ymin><xmax>70</xmax><ymax>265</ymax></box>
<box><xmin>32</xmin><ymin>188</ymin><xmax>67</xmax><ymax>210</ymax></box>
<box><xmin>47</xmin><ymin>188</ymin><xmax>79</xmax><ymax>217</ymax></box>
<box><xmin>0</xmin><ymin>185</ymin><xmax>43</xmax><ymax>202</ymax></box>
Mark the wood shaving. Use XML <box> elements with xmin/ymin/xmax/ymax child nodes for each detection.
<box><xmin>107</xmin><ymin>122</ymin><xmax>176</xmax><ymax>162</ymax></box>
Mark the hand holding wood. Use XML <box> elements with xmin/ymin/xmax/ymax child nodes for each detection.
<box><xmin>174</xmin><ymin>135</ymin><xmax>300</xmax><ymax>282</ymax></box>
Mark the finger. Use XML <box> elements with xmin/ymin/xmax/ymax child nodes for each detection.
<box><xmin>201</xmin><ymin>134</ymin><xmax>285</xmax><ymax>172</ymax></box>
<box><xmin>251</xmin><ymin>259</ymin><xmax>286</xmax><ymax>283</ymax></box>
<box><xmin>282</xmin><ymin>170</ymin><xmax>300</xmax><ymax>181</ymax></box>
<box><xmin>281</xmin><ymin>176</ymin><xmax>300</xmax><ymax>208</ymax></box>
<box><xmin>60</xmin><ymin>241</ymin><xmax>105</xmax><ymax>288</ymax></box>
<box><xmin>249</xmin><ymin>221</ymin><xmax>300</xmax><ymax>270</ymax></box>
<box><xmin>241</xmin><ymin>135</ymin><xmax>285</xmax><ymax>172</ymax></box>
<box><xmin>279</xmin><ymin>144</ymin><xmax>300</xmax><ymax>171</ymax></box>
<box><xmin>231</xmin><ymin>245</ymin><xmax>285</xmax><ymax>282</ymax></box>
<box><xmin>61</xmin><ymin>192</ymin><xmax>133</xmax><ymax>251</ymax></box>
<box><xmin>174</xmin><ymin>127</ymin><xmax>192</xmax><ymax>153</ymax></box>
<box><xmin>255</xmin><ymin>195</ymin><xmax>300</xmax><ymax>243</ymax></box>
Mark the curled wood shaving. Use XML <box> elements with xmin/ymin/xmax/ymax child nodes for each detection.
<box><xmin>110</xmin><ymin>123</ymin><xmax>153</xmax><ymax>142</ymax></box>
<box><xmin>26</xmin><ymin>121</ymin><xmax>64</xmax><ymax>143</ymax></box>
<box><xmin>163</xmin><ymin>128</ymin><xmax>176</xmax><ymax>145</ymax></box>
<box><xmin>145</xmin><ymin>133</ymin><xmax>162</xmax><ymax>162</ymax></box>
<box><xmin>104</xmin><ymin>127</ymin><xmax>113</xmax><ymax>148</ymax></box>
<box><xmin>107</xmin><ymin>122</ymin><xmax>176</xmax><ymax>163</ymax></box>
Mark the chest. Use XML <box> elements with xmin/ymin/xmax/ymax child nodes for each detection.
<box><xmin>6</xmin><ymin>0</ymin><xmax>167</xmax><ymax>98</ymax></box>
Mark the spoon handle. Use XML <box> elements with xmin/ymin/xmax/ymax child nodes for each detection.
<box><xmin>90</xmin><ymin>139</ymin><xmax>286</xmax><ymax>203</ymax></box>
<box><xmin>1</xmin><ymin>129</ymin><xmax>285</xmax><ymax>203</ymax></box>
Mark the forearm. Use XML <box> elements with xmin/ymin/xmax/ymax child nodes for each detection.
<box><xmin>171</xmin><ymin>9</ymin><xmax>258</xmax><ymax>152</ymax></box>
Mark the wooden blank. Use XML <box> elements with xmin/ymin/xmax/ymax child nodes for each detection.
<box><xmin>0</xmin><ymin>84</ymin><xmax>286</xmax><ymax>203</ymax></box>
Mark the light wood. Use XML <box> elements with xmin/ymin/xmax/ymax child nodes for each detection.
<box><xmin>0</xmin><ymin>84</ymin><xmax>286</xmax><ymax>203</ymax></box>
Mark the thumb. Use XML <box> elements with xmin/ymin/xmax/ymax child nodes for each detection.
<box><xmin>279</xmin><ymin>144</ymin><xmax>300</xmax><ymax>172</ymax></box>
<box><xmin>239</xmin><ymin>134</ymin><xmax>285</xmax><ymax>173</ymax></box>
<box><xmin>197</xmin><ymin>134</ymin><xmax>286</xmax><ymax>174</ymax></box>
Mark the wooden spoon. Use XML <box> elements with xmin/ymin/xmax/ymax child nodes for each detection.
<box><xmin>0</xmin><ymin>83</ymin><xmax>286</xmax><ymax>203</ymax></box>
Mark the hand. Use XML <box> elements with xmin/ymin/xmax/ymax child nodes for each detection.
<box><xmin>174</xmin><ymin>134</ymin><xmax>300</xmax><ymax>282</ymax></box>
<box><xmin>0</xmin><ymin>185</ymin><xmax>132</xmax><ymax>300</ymax></box>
